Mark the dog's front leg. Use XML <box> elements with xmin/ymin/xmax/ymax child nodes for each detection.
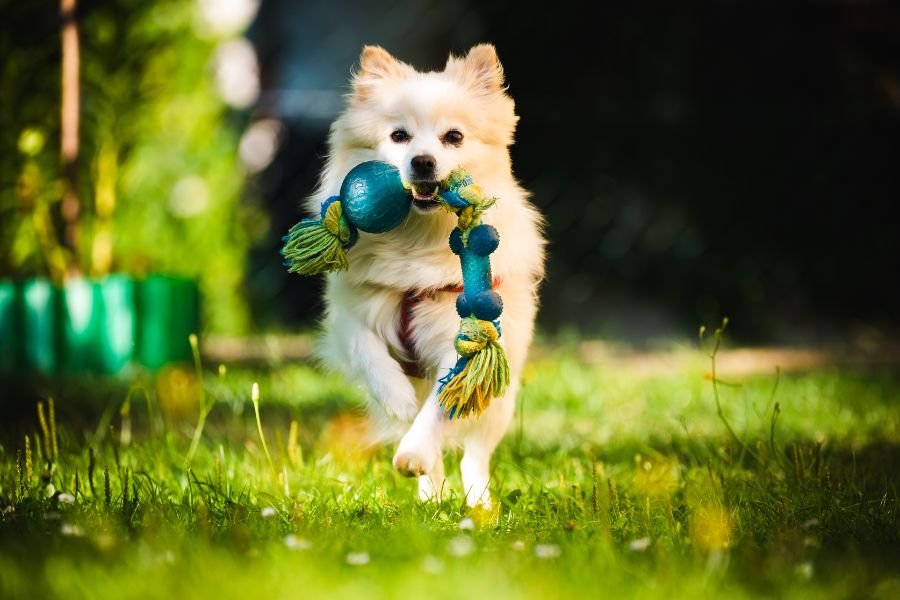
<box><xmin>321</xmin><ymin>311</ymin><xmax>419</xmax><ymax>423</ymax></box>
<box><xmin>392</xmin><ymin>350</ymin><xmax>456</xmax><ymax>501</ymax></box>
<box><xmin>355</xmin><ymin>327</ymin><xmax>421</xmax><ymax>422</ymax></box>
<box><xmin>459</xmin><ymin>377</ymin><xmax>517</xmax><ymax>508</ymax></box>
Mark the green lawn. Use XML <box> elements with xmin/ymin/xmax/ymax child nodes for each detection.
<box><xmin>1</xmin><ymin>336</ymin><xmax>899</xmax><ymax>599</ymax></box>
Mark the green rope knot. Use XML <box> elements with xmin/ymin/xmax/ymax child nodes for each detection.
<box><xmin>323</xmin><ymin>200</ymin><xmax>355</xmax><ymax>245</ymax></box>
<box><xmin>281</xmin><ymin>199</ymin><xmax>357</xmax><ymax>276</ymax></box>
<box><xmin>438</xmin><ymin>317</ymin><xmax>510</xmax><ymax>419</ymax></box>
<box><xmin>460</xmin><ymin>183</ymin><xmax>495</xmax><ymax>212</ymax></box>
<box><xmin>454</xmin><ymin>316</ymin><xmax>499</xmax><ymax>357</ymax></box>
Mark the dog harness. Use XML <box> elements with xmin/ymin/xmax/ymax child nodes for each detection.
<box><xmin>397</xmin><ymin>278</ymin><xmax>500</xmax><ymax>378</ymax></box>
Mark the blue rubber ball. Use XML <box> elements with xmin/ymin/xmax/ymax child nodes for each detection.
<box><xmin>470</xmin><ymin>290</ymin><xmax>503</xmax><ymax>321</ymax></box>
<box><xmin>468</xmin><ymin>224</ymin><xmax>500</xmax><ymax>256</ymax></box>
<box><xmin>340</xmin><ymin>161</ymin><xmax>411</xmax><ymax>233</ymax></box>
<box><xmin>455</xmin><ymin>293</ymin><xmax>471</xmax><ymax>318</ymax></box>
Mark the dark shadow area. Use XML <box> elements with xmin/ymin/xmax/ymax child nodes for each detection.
<box><xmin>246</xmin><ymin>0</ymin><xmax>900</xmax><ymax>343</ymax></box>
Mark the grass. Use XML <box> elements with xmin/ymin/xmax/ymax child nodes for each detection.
<box><xmin>1</xmin><ymin>332</ymin><xmax>899</xmax><ymax>599</ymax></box>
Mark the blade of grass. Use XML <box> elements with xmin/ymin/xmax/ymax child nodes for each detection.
<box><xmin>251</xmin><ymin>382</ymin><xmax>276</xmax><ymax>476</ymax></box>
<box><xmin>185</xmin><ymin>333</ymin><xmax>214</xmax><ymax>467</ymax></box>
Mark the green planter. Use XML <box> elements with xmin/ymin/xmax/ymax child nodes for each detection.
<box><xmin>21</xmin><ymin>279</ymin><xmax>57</xmax><ymax>374</ymax></box>
<box><xmin>0</xmin><ymin>275</ymin><xmax>199</xmax><ymax>376</ymax></box>
<box><xmin>0</xmin><ymin>282</ymin><xmax>16</xmax><ymax>373</ymax></box>
<box><xmin>136</xmin><ymin>275</ymin><xmax>199</xmax><ymax>370</ymax></box>
<box><xmin>59</xmin><ymin>275</ymin><xmax>137</xmax><ymax>374</ymax></box>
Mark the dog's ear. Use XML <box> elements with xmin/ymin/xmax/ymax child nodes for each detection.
<box><xmin>358</xmin><ymin>46</ymin><xmax>406</xmax><ymax>78</ymax></box>
<box><xmin>447</xmin><ymin>44</ymin><xmax>505</xmax><ymax>94</ymax></box>
<box><xmin>352</xmin><ymin>46</ymin><xmax>410</xmax><ymax>101</ymax></box>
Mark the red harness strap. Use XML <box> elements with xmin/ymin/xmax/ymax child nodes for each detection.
<box><xmin>396</xmin><ymin>278</ymin><xmax>500</xmax><ymax>378</ymax></box>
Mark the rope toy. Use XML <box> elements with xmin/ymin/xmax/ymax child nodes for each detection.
<box><xmin>281</xmin><ymin>162</ymin><xmax>509</xmax><ymax>418</ymax></box>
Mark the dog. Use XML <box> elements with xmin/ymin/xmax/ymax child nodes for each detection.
<box><xmin>306</xmin><ymin>44</ymin><xmax>545</xmax><ymax>507</ymax></box>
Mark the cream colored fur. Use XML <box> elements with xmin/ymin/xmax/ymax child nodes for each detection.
<box><xmin>306</xmin><ymin>44</ymin><xmax>545</xmax><ymax>507</ymax></box>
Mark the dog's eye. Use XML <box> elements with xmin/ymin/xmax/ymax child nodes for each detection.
<box><xmin>390</xmin><ymin>130</ymin><xmax>410</xmax><ymax>143</ymax></box>
<box><xmin>442</xmin><ymin>130</ymin><xmax>464</xmax><ymax>146</ymax></box>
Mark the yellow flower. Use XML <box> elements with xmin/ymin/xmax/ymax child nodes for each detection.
<box><xmin>632</xmin><ymin>454</ymin><xmax>680</xmax><ymax>499</ymax></box>
<box><xmin>690</xmin><ymin>504</ymin><xmax>734</xmax><ymax>551</ymax></box>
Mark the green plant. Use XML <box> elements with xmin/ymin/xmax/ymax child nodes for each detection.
<box><xmin>0</xmin><ymin>0</ymin><xmax>255</xmax><ymax>333</ymax></box>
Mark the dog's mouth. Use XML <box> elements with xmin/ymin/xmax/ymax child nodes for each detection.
<box><xmin>410</xmin><ymin>182</ymin><xmax>440</xmax><ymax>212</ymax></box>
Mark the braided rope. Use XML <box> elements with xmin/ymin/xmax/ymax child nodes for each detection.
<box><xmin>435</xmin><ymin>171</ymin><xmax>509</xmax><ymax>418</ymax></box>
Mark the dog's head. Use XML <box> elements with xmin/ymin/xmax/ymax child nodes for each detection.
<box><xmin>332</xmin><ymin>44</ymin><xmax>518</xmax><ymax>214</ymax></box>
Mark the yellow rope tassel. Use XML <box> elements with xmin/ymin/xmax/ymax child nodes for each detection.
<box><xmin>438</xmin><ymin>318</ymin><xmax>510</xmax><ymax>418</ymax></box>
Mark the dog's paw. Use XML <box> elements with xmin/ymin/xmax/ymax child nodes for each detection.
<box><xmin>465</xmin><ymin>486</ymin><xmax>493</xmax><ymax>509</ymax></box>
<box><xmin>418</xmin><ymin>473</ymin><xmax>445</xmax><ymax>502</ymax></box>
<box><xmin>393</xmin><ymin>437</ymin><xmax>439</xmax><ymax>478</ymax></box>
<box><xmin>392</xmin><ymin>450</ymin><xmax>431</xmax><ymax>477</ymax></box>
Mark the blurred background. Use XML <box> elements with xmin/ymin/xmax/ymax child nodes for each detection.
<box><xmin>2</xmin><ymin>0</ymin><xmax>899</xmax><ymax>354</ymax></box>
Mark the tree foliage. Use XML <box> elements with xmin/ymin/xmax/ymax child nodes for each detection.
<box><xmin>0</xmin><ymin>0</ymin><xmax>252</xmax><ymax>333</ymax></box>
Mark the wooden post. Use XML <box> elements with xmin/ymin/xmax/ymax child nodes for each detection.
<box><xmin>60</xmin><ymin>0</ymin><xmax>80</xmax><ymax>262</ymax></box>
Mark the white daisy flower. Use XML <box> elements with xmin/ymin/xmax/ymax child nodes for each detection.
<box><xmin>534</xmin><ymin>544</ymin><xmax>561</xmax><ymax>559</ymax></box>
<box><xmin>60</xmin><ymin>523</ymin><xmax>84</xmax><ymax>537</ymax></box>
<box><xmin>447</xmin><ymin>535</ymin><xmax>475</xmax><ymax>557</ymax></box>
<box><xmin>628</xmin><ymin>537</ymin><xmax>651</xmax><ymax>552</ymax></box>
<box><xmin>346</xmin><ymin>552</ymin><xmax>370</xmax><ymax>566</ymax></box>
<box><xmin>284</xmin><ymin>534</ymin><xmax>312</xmax><ymax>551</ymax></box>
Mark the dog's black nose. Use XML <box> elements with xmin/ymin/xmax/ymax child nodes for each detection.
<box><xmin>411</xmin><ymin>154</ymin><xmax>436</xmax><ymax>178</ymax></box>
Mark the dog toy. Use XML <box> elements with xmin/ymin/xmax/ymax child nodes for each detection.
<box><xmin>280</xmin><ymin>162</ymin><xmax>409</xmax><ymax>274</ymax></box>
<box><xmin>281</xmin><ymin>162</ymin><xmax>509</xmax><ymax>418</ymax></box>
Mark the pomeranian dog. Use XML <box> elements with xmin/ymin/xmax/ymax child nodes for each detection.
<box><xmin>306</xmin><ymin>44</ymin><xmax>545</xmax><ymax>507</ymax></box>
